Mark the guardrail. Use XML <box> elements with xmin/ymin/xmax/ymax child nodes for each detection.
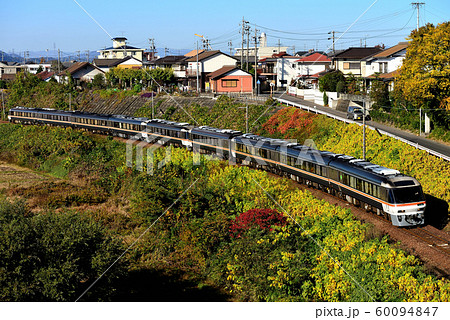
<box><xmin>277</xmin><ymin>98</ymin><xmax>450</xmax><ymax>162</ymax></box>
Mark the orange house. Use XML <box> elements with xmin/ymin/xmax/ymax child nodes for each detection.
<box><xmin>207</xmin><ymin>66</ymin><xmax>253</xmax><ymax>94</ymax></box>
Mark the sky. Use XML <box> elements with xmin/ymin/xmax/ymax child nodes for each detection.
<box><xmin>1</xmin><ymin>0</ymin><xmax>449</xmax><ymax>57</ymax></box>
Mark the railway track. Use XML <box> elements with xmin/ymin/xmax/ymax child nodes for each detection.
<box><xmin>402</xmin><ymin>226</ymin><xmax>450</xmax><ymax>256</ymax></box>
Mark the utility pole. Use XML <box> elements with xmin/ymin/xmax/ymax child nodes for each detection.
<box><xmin>1</xmin><ymin>90</ymin><xmax>5</xmax><ymax>120</ymax></box>
<box><xmin>246</xmin><ymin>24</ymin><xmax>250</xmax><ymax>72</ymax></box>
<box><xmin>363</xmin><ymin>99</ymin><xmax>366</xmax><ymax>160</ymax></box>
<box><xmin>241</xmin><ymin>17</ymin><xmax>247</xmax><ymax>69</ymax></box>
<box><xmin>253</xmin><ymin>26</ymin><xmax>259</xmax><ymax>94</ymax></box>
<box><xmin>228</xmin><ymin>40</ymin><xmax>233</xmax><ymax>56</ymax></box>
<box><xmin>246</xmin><ymin>102</ymin><xmax>248</xmax><ymax>133</ymax></box>
<box><xmin>328</xmin><ymin>31</ymin><xmax>336</xmax><ymax>55</ymax></box>
<box><xmin>196</xmin><ymin>40</ymin><xmax>200</xmax><ymax>94</ymax></box>
<box><xmin>412</xmin><ymin>2</ymin><xmax>425</xmax><ymax>31</ymax></box>
<box><xmin>277</xmin><ymin>39</ymin><xmax>281</xmax><ymax>53</ymax></box>
<box><xmin>85</xmin><ymin>50</ymin><xmax>90</xmax><ymax>62</ymax></box>
<box><xmin>151</xmin><ymin>79</ymin><xmax>154</xmax><ymax>119</ymax></box>
<box><xmin>58</xmin><ymin>49</ymin><xmax>61</xmax><ymax>74</ymax></box>
<box><xmin>23</xmin><ymin>51</ymin><xmax>29</xmax><ymax>64</ymax></box>
<box><xmin>149</xmin><ymin>38</ymin><xmax>156</xmax><ymax>61</ymax></box>
<box><xmin>164</xmin><ymin>47</ymin><xmax>169</xmax><ymax>56</ymax></box>
<box><xmin>76</xmin><ymin>50</ymin><xmax>81</xmax><ymax>61</ymax></box>
<box><xmin>419</xmin><ymin>108</ymin><xmax>422</xmax><ymax>136</ymax></box>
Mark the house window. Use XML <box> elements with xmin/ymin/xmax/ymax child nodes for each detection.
<box><xmin>222</xmin><ymin>79</ymin><xmax>238</xmax><ymax>87</ymax></box>
<box><xmin>343</xmin><ymin>62</ymin><xmax>360</xmax><ymax>70</ymax></box>
<box><xmin>379</xmin><ymin>62</ymin><xmax>388</xmax><ymax>73</ymax></box>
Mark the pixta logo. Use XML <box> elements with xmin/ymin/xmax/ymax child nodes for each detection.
<box><xmin>126</xmin><ymin>132</ymin><xmax>172</xmax><ymax>176</ymax></box>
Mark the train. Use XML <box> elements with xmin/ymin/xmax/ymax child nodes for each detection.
<box><xmin>8</xmin><ymin>106</ymin><xmax>426</xmax><ymax>227</ymax></box>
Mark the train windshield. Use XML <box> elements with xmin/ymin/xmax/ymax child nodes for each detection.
<box><xmin>391</xmin><ymin>186</ymin><xmax>425</xmax><ymax>204</ymax></box>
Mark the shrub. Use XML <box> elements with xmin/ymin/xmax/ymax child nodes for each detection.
<box><xmin>230</xmin><ymin>208</ymin><xmax>287</xmax><ymax>238</ymax></box>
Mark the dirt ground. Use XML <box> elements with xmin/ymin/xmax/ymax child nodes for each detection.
<box><xmin>0</xmin><ymin>161</ymin><xmax>50</xmax><ymax>190</ymax></box>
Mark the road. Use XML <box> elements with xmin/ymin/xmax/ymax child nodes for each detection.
<box><xmin>275</xmin><ymin>93</ymin><xmax>450</xmax><ymax>161</ymax></box>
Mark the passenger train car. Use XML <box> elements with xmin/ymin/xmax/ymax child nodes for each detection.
<box><xmin>8</xmin><ymin>106</ymin><xmax>426</xmax><ymax>227</ymax></box>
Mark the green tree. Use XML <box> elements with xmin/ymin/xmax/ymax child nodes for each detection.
<box><xmin>0</xmin><ymin>199</ymin><xmax>125</xmax><ymax>301</ymax></box>
<box><xmin>92</xmin><ymin>73</ymin><xmax>106</xmax><ymax>89</ymax></box>
<box><xmin>395</xmin><ymin>22</ymin><xmax>450</xmax><ymax>126</ymax></box>
<box><xmin>319</xmin><ymin>70</ymin><xmax>345</xmax><ymax>92</ymax></box>
<box><xmin>369</xmin><ymin>76</ymin><xmax>390</xmax><ymax>110</ymax></box>
<box><xmin>346</xmin><ymin>73</ymin><xmax>363</xmax><ymax>94</ymax></box>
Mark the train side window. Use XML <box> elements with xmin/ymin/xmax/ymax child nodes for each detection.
<box><xmin>356</xmin><ymin>179</ymin><xmax>362</xmax><ymax>191</ymax></box>
<box><xmin>342</xmin><ymin>174</ymin><xmax>349</xmax><ymax>185</ymax></box>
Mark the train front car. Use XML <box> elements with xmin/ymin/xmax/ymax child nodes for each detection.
<box><xmin>328</xmin><ymin>156</ymin><xmax>425</xmax><ymax>227</ymax></box>
<box><xmin>383</xmin><ymin>176</ymin><xmax>426</xmax><ymax>227</ymax></box>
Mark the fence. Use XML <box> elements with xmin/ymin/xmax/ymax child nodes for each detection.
<box><xmin>277</xmin><ymin>97</ymin><xmax>450</xmax><ymax>162</ymax></box>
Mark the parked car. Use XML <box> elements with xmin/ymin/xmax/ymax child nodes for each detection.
<box><xmin>347</xmin><ymin>106</ymin><xmax>370</xmax><ymax>121</ymax></box>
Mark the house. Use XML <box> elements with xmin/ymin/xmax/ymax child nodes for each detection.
<box><xmin>207</xmin><ymin>66</ymin><xmax>253</xmax><ymax>94</ymax></box>
<box><xmin>185</xmin><ymin>50</ymin><xmax>238</xmax><ymax>91</ymax></box>
<box><xmin>332</xmin><ymin>47</ymin><xmax>383</xmax><ymax>77</ymax></box>
<box><xmin>93</xmin><ymin>56</ymin><xmax>143</xmax><ymax>73</ymax></box>
<box><xmin>148</xmin><ymin>55</ymin><xmax>188</xmax><ymax>84</ymax></box>
<box><xmin>364</xmin><ymin>42</ymin><xmax>408</xmax><ymax>77</ymax></box>
<box><xmin>295</xmin><ymin>52</ymin><xmax>332</xmax><ymax>88</ymax></box>
<box><xmin>23</xmin><ymin>62</ymin><xmax>51</xmax><ymax>74</ymax></box>
<box><xmin>0</xmin><ymin>61</ymin><xmax>24</xmax><ymax>80</ymax></box>
<box><xmin>58</xmin><ymin>62</ymin><xmax>104</xmax><ymax>84</ymax></box>
<box><xmin>276</xmin><ymin>53</ymin><xmax>302</xmax><ymax>88</ymax></box>
<box><xmin>184</xmin><ymin>49</ymin><xmax>205</xmax><ymax>58</ymax></box>
<box><xmin>366</xmin><ymin>69</ymin><xmax>401</xmax><ymax>92</ymax></box>
<box><xmin>36</xmin><ymin>70</ymin><xmax>55</xmax><ymax>82</ymax></box>
<box><xmin>97</xmin><ymin>37</ymin><xmax>145</xmax><ymax>61</ymax></box>
<box><xmin>362</xmin><ymin>42</ymin><xmax>409</xmax><ymax>91</ymax></box>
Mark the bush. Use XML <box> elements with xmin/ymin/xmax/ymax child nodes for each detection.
<box><xmin>230</xmin><ymin>209</ymin><xmax>287</xmax><ymax>238</ymax></box>
<box><xmin>319</xmin><ymin>70</ymin><xmax>345</xmax><ymax>92</ymax></box>
<box><xmin>0</xmin><ymin>198</ymin><xmax>125</xmax><ymax>301</ymax></box>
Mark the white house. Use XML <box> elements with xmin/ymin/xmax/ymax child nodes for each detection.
<box><xmin>363</xmin><ymin>42</ymin><xmax>408</xmax><ymax>77</ymax></box>
<box><xmin>98</xmin><ymin>37</ymin><xmax>145</xmax><ymax>61</ymax></box>
<box><xmin>23</xmin><ymin>62</ymin><xmax>51</xmax><ymax>74</ymax></box>
<box><xmin>276</xmin><ymin>55</ymin><xmax>299</xmax><ymax>88</ymax></box>
<box><xmin>57</xmin><ymin>62</ymin><xmax>104</xmax><ymax>84</ymax></box>
<box><xmin>93</xmin><ymin>56</ymin><xmax>143</xmax><ymax>73</ymax></box>
<box><xmin>295</xmin><ymin>52</ymin><xmax>332</xmax><ymax>88</ymax></box>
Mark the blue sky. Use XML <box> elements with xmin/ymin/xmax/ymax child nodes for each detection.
<box><xmin>1</xmin><ymin>0</ymin><xmax>449</xmax><ymax>56</ymax></box>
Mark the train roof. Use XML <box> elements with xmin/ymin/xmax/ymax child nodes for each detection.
<box><xmin>10</xmin><ymin>107</ymin><xmax>70</xmax><ymax>116</ymax></box>
<box><xmin>192</xmin><ymin>126</ymin><xmax>242</xmax><ymax>139</ymax></box>
<box><xmin>328</xmin><ymin>155</ymin><xmax>403</xmax><ymax>185</ymax></box>
<box><xmin>147</xmin><ymin>118</ymin><xmax>191</xmax><ymax>130</ymax></box>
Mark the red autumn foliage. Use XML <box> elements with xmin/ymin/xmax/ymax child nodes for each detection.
<box><xmin>262</xmin><ymin>107</ymin><xmax>317</xmax><ymax>138</ymax></box>
<box><xmin>230</xmin><ymin>209</ymin><xmax>287</xmax><ymax>238</ymax></box>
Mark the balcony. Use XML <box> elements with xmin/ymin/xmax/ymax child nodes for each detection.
<box><xmin>186</xmin><ymin>69</ymin><xmax>200</xmax><ymax>77</ymax></box>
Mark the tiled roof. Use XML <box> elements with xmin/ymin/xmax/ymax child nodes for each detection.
<box><xmin>296</xmin><ymin>52</ymin><xmax>331</xmax><ymax>63</ymax></box>
<box><xmin>100</xmin><ymin>45</ymin><xmax>141</xmax><ymax>51</ymax></box>
<box><xmin>59</xmin><ymin>62</ymin><xmax>103</xmax><ymax>76</ymax></box>
<box><xmin>93</xmin><ymin>58</ymin><xmax>123</xmax><ymax>67</ymax></box>
<box><xmin>333</xmin><ymin>47</ymin><xmax>383</xmax><ymax>59</ymax></box>
<box><xmin>371</xmin><ymin>42</ymin><xmax>409</xmax><ymax>58</ymax></box>
<box><xmin>36</xmin><ymin>71</ymin><xmax>55</xmax><ymax>80</ymax></box>
<box><xmin>367</xmin><ymin>69</ymin><xmax>400</xmax><ymax>80</ymax></box>
<box><xmin>184</xmin><ymin>49</ymin><xmax>205</xmax><ymax>57</ymax></box>
<box><xmin>93</xmin><ymin>56</ymin><xmax>142</xmax><ymax>68</ymax></box>
<box><xmin>151</xmin><ymin>55</ymin><xmax>187</xmax><ymax>64</ymax></box>
<box><xmin>207</xmin><ymin>66</ymin><xmax>248</xmax><ymax>80</ymax></box>
<box><xmin>185</xmin><ymin>50</ymin><xmax>237</xmax><ymax>62</ymax></box>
